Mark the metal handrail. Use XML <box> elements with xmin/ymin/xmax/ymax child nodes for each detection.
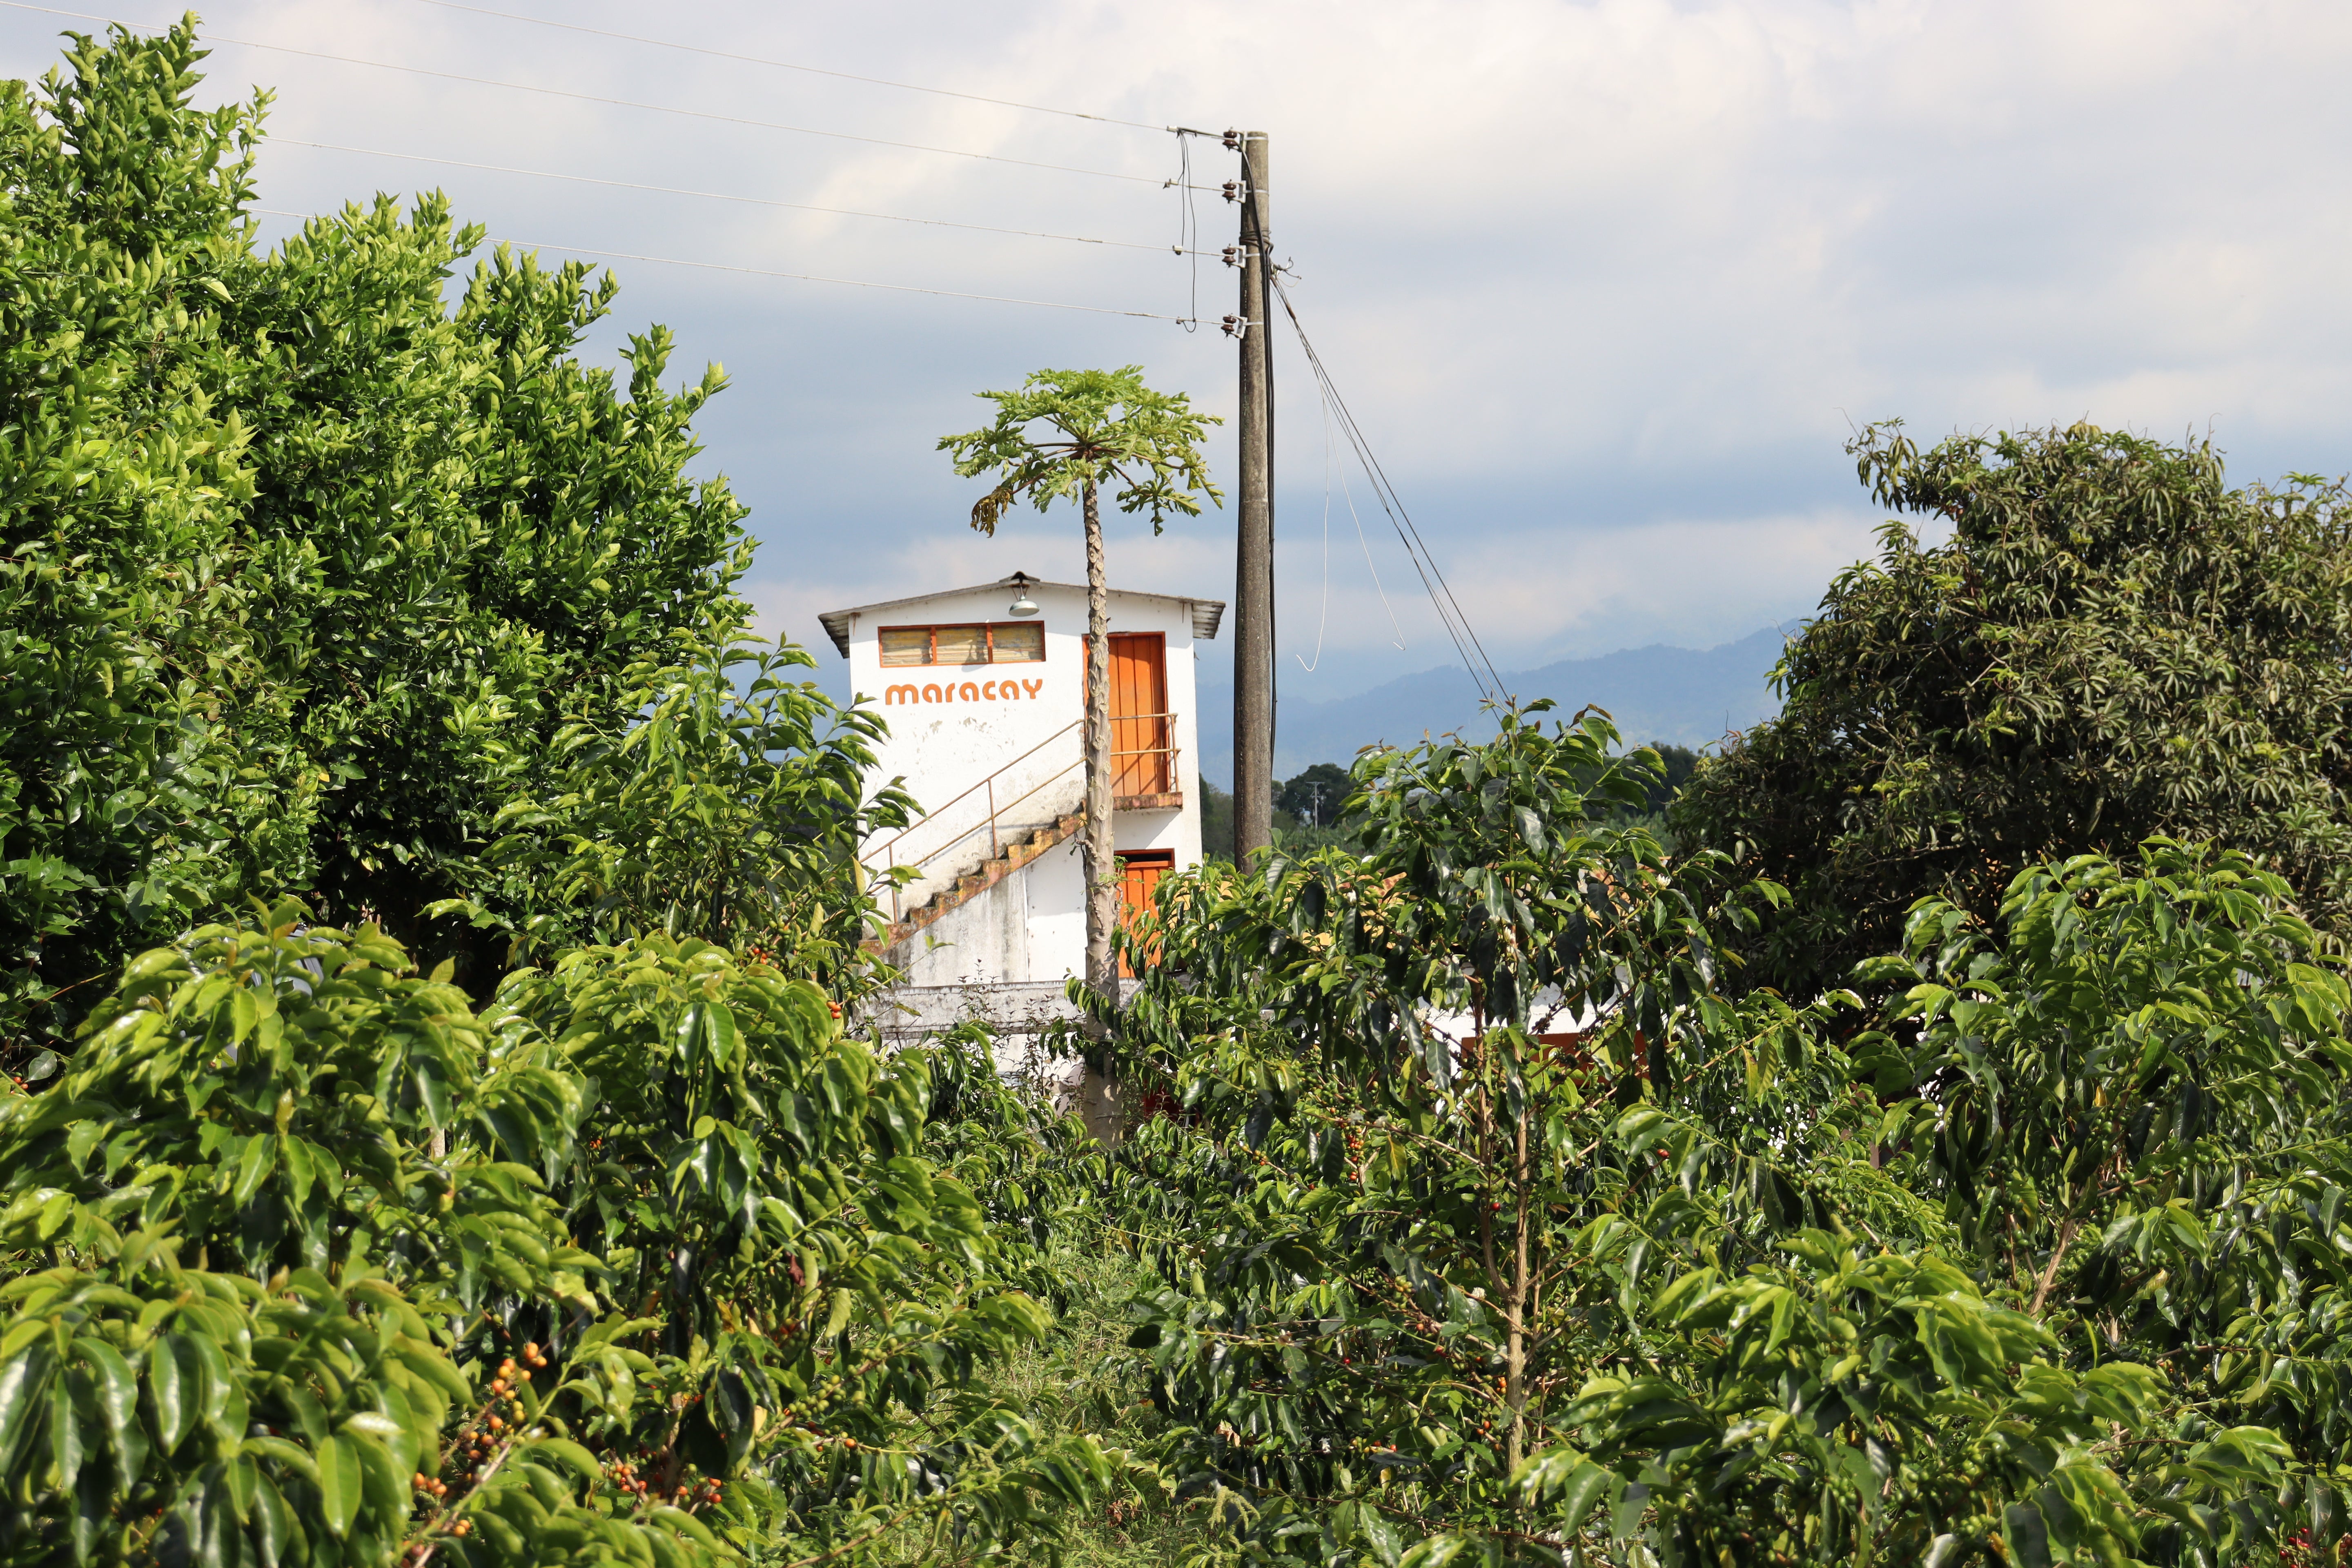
<box><xmin>872</xmin><ymin>752</ymin><xmax>1087</xmax><ymax>924</ymax></box>
<box><xmin>862</xmin><ymin>719</ymin><xmax>1081</xmax><ymax>867</ymax></box>
<box><xmin>863</xmin><ymin>715</ymin><xmax>1188</xmax><ymax>922</ymax></box>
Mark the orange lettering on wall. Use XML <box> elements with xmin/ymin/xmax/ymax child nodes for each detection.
<box><xmin>886</xmin><ymin>678</ymin><xmax>1046</xmax><ymax>706</ymax></box>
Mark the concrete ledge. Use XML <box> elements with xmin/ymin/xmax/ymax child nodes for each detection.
<box><xmin>856</xmin><ymin>979</ymin><xmax>1098</xmax><ymax>1050</ymax></box>
<box><xmin>1114</xmin><ymin>791</ymin><xmax>1183</xmax><ymax>812</ymax></box>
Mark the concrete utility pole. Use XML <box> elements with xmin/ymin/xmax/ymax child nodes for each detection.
<box><xmin>1232</xmin><ymin>130</ymin><xmax>1274</xmax><ymax>866</ymax></box>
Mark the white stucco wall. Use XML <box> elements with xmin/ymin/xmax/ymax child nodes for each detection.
<box><xmin>1022</xmin><ymin>834</ymin><xmax>1087</xmax><ymax>982</ymax></box>
<box><xmin>835</xmin><ymin>577</ymin><xmax>1212</xmax><ymax>920</ymax></box>
<box><xmin>892</xmin><ymin>837</ymin><xmax>1088</xmax><ymax>987</ymax></box>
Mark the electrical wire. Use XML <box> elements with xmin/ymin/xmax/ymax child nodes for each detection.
<box><xmin>1334</xmin><ymin>403</ymin><xmax>1411</xmax><ymax>652</ymax></box>
<box><xmin>0</xmin><ymin>2</ymin><xmax>1220</xmax><ymax>189</ymax></box>
<box><xmin>275</xmin><ymin>138</ymin><xmax>1218</xmax><ymax>254</ymax></box>
<box><xmin>1294</xmin><ymin>394</ymin><xmax>1333</xmax><ymax>673</ymax></box>
<box><xmin>251</xmin><ymin>208</ymin><xmax>1187</xmax><ymax>321</ymax></box>
<box><xmin>1171</xmin><ymin>132</ymin><xmax>1201</xmax><ymax>330</ymax></box>
<box><xmin>1272</xmin><ymin>272</ymin><xmax>1503</xmax><ymax>701</ymax></box>
<box><xmin>398</xmin><ymin>0</ymin><xmax>1169</xmax><ymax>132</ymax></box>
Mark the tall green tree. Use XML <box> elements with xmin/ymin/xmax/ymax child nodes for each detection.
<box><xmin>1103</xmin><ymin>718</ymin><xmax>2311</xmax><ymax>1565</ymax></box>
<box><xmin>1276</xmin><ymin>762</ymin><xmax>1352</xmax><ymax>828</ymax></box>
<box><xmin>0</xmin><ymin>17</ymin><xmax>765</xmax><ymax>1048</ymax></box>
<box><xmin>456</xmin><ymin>616</ymin><xmax>913</xmax><ymax>993</ymax></box>
<box><xmin>0</xmin><ymin>19</ymin><xmax>285</xmax><ymax>1048</ymax></box>
<box><xmin>0</xmin><ymin>903</ymin><xmax>1120</xmax><ymax>1566</ymax></box>
<box><xmin>1676</xmin><ymin>420</ymin><xmax>2352</xmax><ymax>1000</ymax></box>
<box><xmin>939</xmin><ymin>366</ymin><xmax>1220</xmax><ymax>1018</ymax></box>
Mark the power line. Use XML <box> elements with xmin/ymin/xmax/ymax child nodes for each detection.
<box><xmin>1172</xmin><ymin>130</ymin><xmax>1203</xmax><ymax>331</ymax></box>
<box><xmin>1334</xmin><ymin>416</ymin><xmax>1412</xmax><ymax>652</ymax></box>
<box><xmin>251</xmin><ymin>208</ymin><xmax>1187</xmax><ymax>322</ymax></box>
<box><xmin>1272</xmin><ymin>273</ymin><xmax>1503</xmax><ymax>701</ymax></box>
<box><xmin>0</xmin><ymin>2</ymin><xmax>1217</xmax><ymax>189</ymax></box>
<box><xmin>1295</xmin><ymin>393</ymin><xmax>1334</xmax><ymax>673</ymax></box>
<box><xmin>398</xmin><ymin>0</ymin><xmax>1169</xmax><ymax>133</ymax></box>
<box><xmin>276</xmin><ymin>138</ymin><xmax>1218</xmax><ymax>255</ymax></box>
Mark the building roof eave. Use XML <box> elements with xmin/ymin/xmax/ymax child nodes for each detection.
<box><xmin>816</xmin><ymin>573</ymin><xmax>1226</xmax><ymax>657</ymax></box>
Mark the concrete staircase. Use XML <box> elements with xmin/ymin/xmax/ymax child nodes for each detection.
<box><xmin>872</xmin><ymin>810</ymin><xmax>1084</xmax><ymax>955</ymax></box>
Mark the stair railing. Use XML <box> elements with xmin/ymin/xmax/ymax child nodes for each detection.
<box><xmin>861</xmin><ymin>714</ymin><xmax>1188</xmax><ymax>927</ymax></box>
<box><xmin>862</xmin><ymin>719</ymin><xmax>1084</xmax><ymax>923</ymax></box>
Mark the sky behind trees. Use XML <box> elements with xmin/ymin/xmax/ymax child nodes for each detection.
<box><xmin>8</xmin><ymin>0</ymin><xmax>2349</xmax><ymax>708</ymax></box>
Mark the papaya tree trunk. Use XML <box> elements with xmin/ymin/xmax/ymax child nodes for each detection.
<box><xmin>1083</xmin><ymin>477</ymin><xmax>1119</xmax><ymax>1021</ymax></box>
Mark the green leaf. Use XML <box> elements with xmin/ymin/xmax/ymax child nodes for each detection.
<box><xmin>2004</xmin><ymin>1501</ymin><xmax>2053</xmax><ymax>1568</ymax></box>
<box><xmin>317</xmin><ymin>1432</ymin><xmax>364</xmax><ymax>1539</ymax></box>
<box><xmin>146</xmin><ymin>1335</ymin><xmax>189</xmax><ymax>1455</ymax></box>
<box><xmin>524</xmin><ymin>1437</ymin><xmax>603</xmax><ymax>1485</ymax></box>
<box><xmin>1554</xmin><ymin>1461</ymin><xmax>1617</xmax><ymax>1530</ymax></box>
<box><xmin>76</xmin><ymin>1338</ymin><xmax>145</xmax><ymax>1477</ymax></box>
<box><xmin>232</xmin><ymin>1134</ymin><xmax>275</xmax><ymax>1207</ymax></box>
<box><xmin>702</xmin><ymin>1000</ymin><xmax>738</xmax><ymax>1067</ymax></box>
<box><xmin>0</xmin><ymin>1348</ymin><xmax>50</xmax><ymax>1471</ymax></box>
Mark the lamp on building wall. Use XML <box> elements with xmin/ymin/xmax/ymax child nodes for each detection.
<box><xmin>1007</xmin><ymin>572</ymin><xmax>1040</xmax><ymax>617</ymax></box>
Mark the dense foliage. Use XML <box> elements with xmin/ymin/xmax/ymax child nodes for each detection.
<box><xmin>0</xmin><ymin>19</ymin><xmax>847</xmax><ymax>1050</ymax></box>
<box><xmin>1675</xmin><ymin>421</ymin><xmax>2352</xmax><ymax>1000</ymax></box>
<box><xmin>1100</xmin><ymin>722</ymin><xmax>2327</xmax><ymax>1567</ymax></box>
<box><xmin>0</xmin><ymin>906</ymin><xmax>1117</xmax><ymax>1566</ymax></box>
<box><xmin>14</xmin><ymin>19</ymin><xmax>2352</xmax><ymax>1568</ymax></box>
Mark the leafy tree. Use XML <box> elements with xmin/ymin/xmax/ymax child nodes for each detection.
<box><xmin>1276</xmin><ymin>763</ymin><xmax>1352</xmax><ymax>828</ymax></box>
<box><xmin>1631</xmin><ymin>741</ymin><xmax>1696</xmax><ymax>815</ymax></box>
<box><xmin>1199</xmin><ymin>773</ymin><xmax>1236</xmax><ymax>862</ymax></box>
<box><xmin>457</xmin><ymin>617</ymin><xmax>912</xmax><ymax>993</ymax></box>
<box><xmin>0</xmin><ymin>904</ymin><xmax>1117</xmax><ymax>1565</ymax></box>
<box><xmin>0</xmin><ymin>21</ymin><xmax>287</xmax><ymax>1049</ymax></box>
<box><xmin>940</xmin><ymin>367</ymin><xmax>1220</xmax><ymax>1018</ymax></box>
<box><xmin>1097</xmin><ymin>714</ymin><xmax>2307</xmax><ymax>1566</ymax></box>
<box><xmin>1105</xmin><ymin>712</ymin><xmax>1795</xmax><ymax>1555</ymax></box>
<box><xmin>238</xmin><ymin>213</ymin><xmax>752</xmax><ymax>986</ymax></box>
<box><xmin>1676</xmin><ymin>420</ymin><xmax>2352</xmax><ymax>1000</ymax></box>
<box><xmin>1</xmin><ymin>19</ymin><xmax>759</xmax><ymax>1049</ymax></box>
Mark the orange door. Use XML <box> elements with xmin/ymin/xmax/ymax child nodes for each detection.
<box><xmin>1106</xmin><ymin>632</ymin><xmax>1170</xmax><ymax>796</ymax></box>
<box><xmin>1116</xmin><ymin>849</ymin><xmax>1175</xmax><ymax>977</ymax></box>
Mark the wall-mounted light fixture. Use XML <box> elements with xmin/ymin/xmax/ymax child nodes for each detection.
<box><xmin>1007</xmin><ymin>572</ymin><xmax>1040</xmax><ymax>617</ymax></box>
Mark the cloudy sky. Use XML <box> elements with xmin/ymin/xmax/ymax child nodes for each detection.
<box><xmin>8</xmin><ymin>0</ymin><xmax>2350</xmax><ymax>718</ymax></box>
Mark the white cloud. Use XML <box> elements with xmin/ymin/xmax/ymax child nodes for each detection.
<box><xmin>9</xmin><ymin>0</ymin><xmax>2352</xmax><ymax>708</ymax></box>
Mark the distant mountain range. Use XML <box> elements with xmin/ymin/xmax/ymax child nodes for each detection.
<box><xmin>1196</xmin><ymin>625</ymin><xmax>1794</xmax><ymax>784</ymax></box>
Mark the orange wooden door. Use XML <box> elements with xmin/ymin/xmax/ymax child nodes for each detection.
<box><xmin>1106</xmin><ymin>632</ymin><xmax>1169</xmax><ymax>796</ymax></box>
<box><xmin>1117</xmin><ymin>849</ymin><xmax>1175</xmax><ymax>977</ymax></box>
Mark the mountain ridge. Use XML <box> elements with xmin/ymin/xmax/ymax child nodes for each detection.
<box><xmin>1196</xmin><ymin>624</ymin><xmax>1794</xmax><ymax>784</ymax></box>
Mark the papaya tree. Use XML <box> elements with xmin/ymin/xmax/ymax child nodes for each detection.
<box><xmin>939</xmin><ymin>367</ymin><xmax>1221</xmax><ymax>1020</ymax></box>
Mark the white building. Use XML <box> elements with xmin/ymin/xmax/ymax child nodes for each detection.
<box><xmin>818</xmin><ymin>572</ymin><xmax>1224</xmax><ymax>1052</ymax></box>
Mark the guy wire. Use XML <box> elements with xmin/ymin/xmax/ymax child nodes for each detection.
<box><xmin>1272</xmin><ymin>273</ymin><xmax>1501</xmax><ymax>700</ymax></box>
<box><xmin>1296</xmin><ymin>391</ymin><xmax>1333</xmax><ymax>673</ymax></box>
